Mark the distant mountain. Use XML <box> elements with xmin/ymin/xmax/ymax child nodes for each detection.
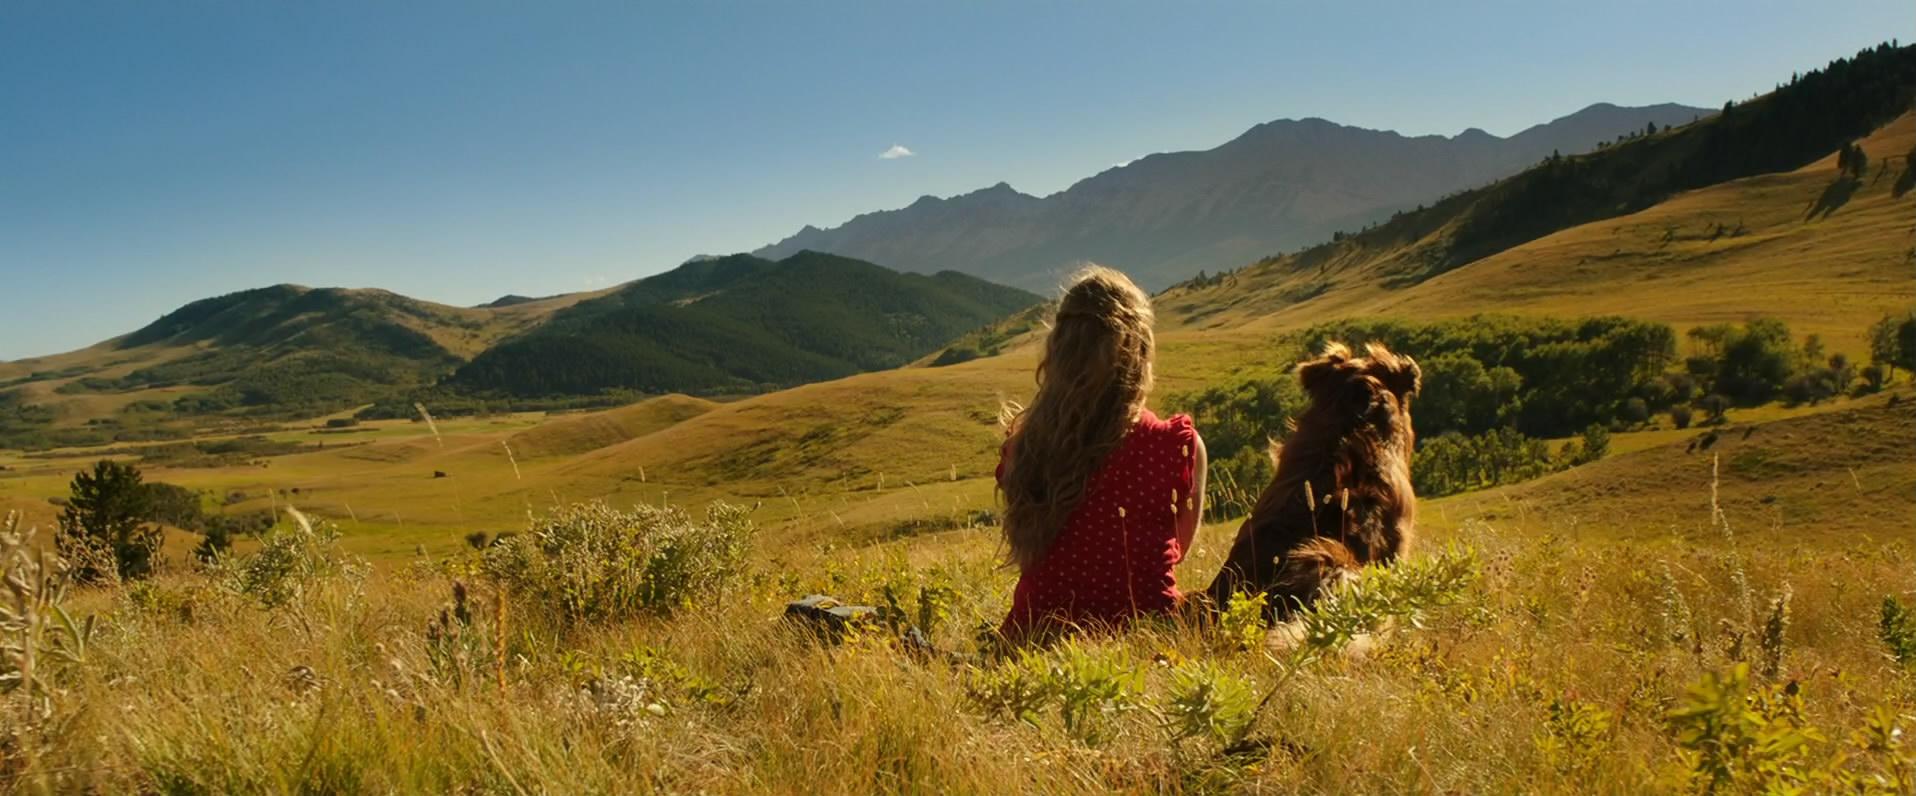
<box><xmin>756</xmin><ymin>102</ymin><xmax>1712</xmax><ymax>290</ymax></box>
<box><xmin>447</xmin><ymin>251</ymin><xmax>1043</xmax><ymax>396</ymax></box>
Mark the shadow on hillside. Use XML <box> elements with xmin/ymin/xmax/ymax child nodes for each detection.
<box><xmin>1894</xmin><ymin>153</ymin><xmax>1915</xmax><ymax>199</ymax></box>
<box><xmin>1805</xmin><ymin>177</ymin><xmax>1859</xmax><ymax>221</ymax></box>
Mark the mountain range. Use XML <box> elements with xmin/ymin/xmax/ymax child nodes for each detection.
<box><xmin>14</xmin><ymin>45</ymin><xmax>1915</xmax><ymax>452</ymax></box>
<box><xmin>754</xmin><ymin>102</ymin><xmax>1712</xmax><ymax>290</ymax></box>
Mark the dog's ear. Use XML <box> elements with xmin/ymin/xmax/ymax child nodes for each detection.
<box><xmin>1364</xmin><ymin>343</ymin><xmax>1421</xmax><ymax>399</ymax></box>
<box><xmin>1297</xmin><ymin>342</ymin><xmax>1353</xmax><ymax>398</ymax></box>
<box><xmin>1338</xmin><ymin>375</ymin><xmax>1391</xmax><ymax>428</ymax></box>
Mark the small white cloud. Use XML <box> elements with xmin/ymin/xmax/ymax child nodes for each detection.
<box><xmin>1111</xmin><ymin>157</ymin><xmax>1137</xmax><ymax>169</ymax></box>
<box><xmin>878</xmin><ymin>144</ymin><xmax>915</xmax><ymax>160</ymax></box>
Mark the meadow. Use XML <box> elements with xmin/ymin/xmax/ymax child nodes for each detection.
<box><xmin>2</xmin><ymin>374</ymin><xmax>1912</xmax><ymax>793</ymax></box>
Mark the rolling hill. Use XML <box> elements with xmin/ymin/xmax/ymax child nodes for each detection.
<box><xmin>0</xmin><ymin>285</ymin><xmax>601</xmax><ymax>446</ymax></box>
<box><xmin>447</xmin><ymin>251</ymin><xmax>1043</xmax><ymax>397</ymax></box>
<box><xmin>504</xmin><ymin>393</ymin><xmax>717</xmax><ymax>459</ymax></box>
<box><xmin>755</xmin><ymin>103</ymin><xmax>1710</xmax><ymax>291</ymax></box>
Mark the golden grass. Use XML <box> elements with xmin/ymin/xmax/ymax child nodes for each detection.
<box><xmin>504</xmin><ymin>394</ymin><xmax>717</xmax><ymax>460</ymax></box>
<box><xmin>6</xmin><ymin>421</ymin><xmax>1913</xmax><ymax>792</ymax></box>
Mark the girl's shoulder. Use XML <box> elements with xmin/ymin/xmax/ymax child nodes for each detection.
<box><xmin>1138</xmin><ymin>409</ymin><xmax>1199</xmax><ymax>448</ymax></box>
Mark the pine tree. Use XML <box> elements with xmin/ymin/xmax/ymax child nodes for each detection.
<box><xmin>57</xmin><ymin>459</ymin><xmax>164</xmax><ymax>581</ymax></box>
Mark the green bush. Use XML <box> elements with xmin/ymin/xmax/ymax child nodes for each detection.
<box><xmin>1670</xmin><ymin>405</ymin><xmax>1694</xmax><ymax>429</ymax></box>
<box><xmin>1165</xmin><ymin>661</ymin><xmax>1258</xmax><ymax>745</ymax></box>
<box><xmin>1170</xmin><ymin>373</ymin><xmax>1298</xmax><ymax>520</ymax></box>
<box><xmin>483</xmin><ymin>501</ymin><xmax>755</xmax><ymax>624</ymax></box>
<box><xmin>1881</xmin><ymin>596</ymin><xmax>1916</xmax><ymax>671</ymax></box>
<box><xmin>222</xmin><ymin>508</ymin><xmax>363</xmax><ymax>610</ymax></box>
<box><xmin>964</xmin><ymin>640</ymin><xmax>1145</xmax><ymax>745</ymax></box>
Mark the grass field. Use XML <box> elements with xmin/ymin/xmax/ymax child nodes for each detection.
<box><xmin>3</xmin><ymin>396</ymin><xmax>1911</xmax><ymax>793</ymax></box>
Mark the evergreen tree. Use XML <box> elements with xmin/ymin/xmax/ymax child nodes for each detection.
<box><xmin>193</xmin><ymin>524</ymin><xmax>233</xmax><ymax>564</ymax></box>
<box><xmin>58</xmin><ymin>459</ymin><xmax>164</xmax><ymax>581</ymax></box>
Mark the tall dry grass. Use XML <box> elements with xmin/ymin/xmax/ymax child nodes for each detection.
<box><xmin>1</xmin><ymin>474</ymin><xmax>1913</xmax><ymax>794</ymax></box>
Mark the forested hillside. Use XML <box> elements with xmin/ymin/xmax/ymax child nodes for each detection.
<box><xmin>447</xmin><ymin>251</ymin><xmax>1042</xmax><ymax>396</ymax></box>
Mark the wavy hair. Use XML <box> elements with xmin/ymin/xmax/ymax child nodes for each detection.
<box><xmin>999</xmin><ymin>266</ymin><xmax>1155</xmax><ymax>570</ymax></box>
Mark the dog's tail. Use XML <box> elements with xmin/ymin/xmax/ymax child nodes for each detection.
<box><xmin>1271</xmin><ymin>537</ymin><xmax>1362</xmax><ymax>613</ymax></box>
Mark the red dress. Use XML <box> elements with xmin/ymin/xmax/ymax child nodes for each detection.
<box><xmin>999</xmin><ymin>409</ymin><xmax>1200</xmax><ymax>637</ymax></box>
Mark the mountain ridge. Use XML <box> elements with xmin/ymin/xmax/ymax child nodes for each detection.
<box><xmin>755</xmin><ymin>102</ymin><xmax>1713</xmax><ymax>290</ymax></box>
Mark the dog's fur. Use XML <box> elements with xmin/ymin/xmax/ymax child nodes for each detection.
<box><xmin>1203</xmin><ymin>342</ymin><xmax>1421</xmax><ymax>618</ymax></box>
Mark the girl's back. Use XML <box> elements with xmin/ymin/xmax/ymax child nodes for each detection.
<box><xmin>993</xmin><ymin>265</ymin><xmax>1207</xmax><ymax>643</ymax></box>
<box><xmin>999</xmin><ymin>408</ymin><xmax>1200</xmax><ymax>636</ymax></box>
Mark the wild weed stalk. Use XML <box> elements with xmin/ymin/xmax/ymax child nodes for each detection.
<box><xmin>0</xmin><ymin>512</ymin><xmax>95</xmax><ymax>787</ymax></box>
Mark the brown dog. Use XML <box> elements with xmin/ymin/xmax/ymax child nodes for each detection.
<box><xmin>1203</xmin><ymin>342</ymin><xmax>1420</xmax><ymax>619</ymax></box>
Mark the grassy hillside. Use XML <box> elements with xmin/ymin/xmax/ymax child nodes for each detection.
<box><xmin>1159</xmin><ymin>44</ymin><xmax>1916</xmax><ymax>353</ymax></box>
<box><xmin>449</xmin><ymin>251</ymin><xmax>1042</xmax><ymax>397</ymax></box>
<box><xmin>1431</xmin><ymin>396</ymin><xmax>1914</xmax><ymax>542</ymax></box>
<box><xmin>504</xmin><ymin>394</ymin><xmax>717</xmax><ymax>459</ymax></box>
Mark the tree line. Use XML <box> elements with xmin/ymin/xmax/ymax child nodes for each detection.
<box><xmin>1177</xmin><ymin>313</ymin><xmax>1900</xmax><ymax>514</ymax></box>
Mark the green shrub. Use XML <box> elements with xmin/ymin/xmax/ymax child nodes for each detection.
<box><xmin>964</xmin><ymin>640</ymin><xmax>1144</xmax><ymax>745</ymax></box>
<box><xmin>221</xmin><ymin>508</ymin><xmax>363</xmax><ymax>610</ymax></box>
<box><xmin>1666</xmin><ymin>664</ymin><xmax>1820</xmax><ymax>793</ymax></box>
<box><xmin>1414</xmin><ymin>428</ymin><xmax>1557</xmax><ymax>497</ymax></box>
<box><xmin>1670</xmin><ymin>405</ymin><xmax>1694</xmax><ymax>429</ymax></box>
<box><xmin>1217</xmin><ymin>591</ymin><xmax>1269</xmax><ymax>652</ymax></box>
<box><xmin>1881</xmin><ymin>596</ymin><xmax>1916</xmax><ymax>670</ymax></box>
<box><xmin>1165</xmin><ymin>661</ymin><xmax>1258</xmax><ymax>744</ymax></box>
<box><xmin>483</xmin><ymin>501</ymin><xmax>754</xmax><ymax>624</ymax></box>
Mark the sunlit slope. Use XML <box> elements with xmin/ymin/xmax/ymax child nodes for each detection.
<box><xmin>1159</xmin><ymin>112</ymin><xmax>1916</xmax><ymax>353</ymax></box>
<box><xmin>557</xmin><ymin>350</ymin><xmax>1035</xmax><ymax>491</ymax></box>
<box><xmin>504</xmin><ymin>394</ymin><xmax>716</xmax><ymax>459</ymax></box>
<box><xmin>1368</xmin><ymin>112</ymin><xmax>1916</xmax><ymax>352</ymax></box>
<box><xmin>1426</xmin><ymin>395</ymin><xmax>1914</xmax><ymax>542</ymax></box>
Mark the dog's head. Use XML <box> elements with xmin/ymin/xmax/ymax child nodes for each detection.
<box><xmin>1296</xmin><ymin>341</ymin><xmax>1420</xmax><ymax>441</ymax></box>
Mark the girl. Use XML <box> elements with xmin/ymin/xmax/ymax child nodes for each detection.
<box><xmin>996</xmin><ymin>266</ymin><xmax>1208</xmax><ymax>640</ymax></box>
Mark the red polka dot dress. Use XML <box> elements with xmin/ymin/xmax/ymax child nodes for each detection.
<box><xmin>999</xmin><ymin>409</ymin><xmax>1200</xmax><ymax>638</ymax></box>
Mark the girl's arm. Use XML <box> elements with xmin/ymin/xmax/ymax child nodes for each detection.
<box><xmin>1176</xmin><ymin>433</ymin><xmax>1208</xmax><ymax>553</ymax></box>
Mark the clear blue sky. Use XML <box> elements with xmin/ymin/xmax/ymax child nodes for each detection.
<box><xmin>2</xmin><ymin>1</ymin><xmax>1907</xmax><ymax>359</ymax></box>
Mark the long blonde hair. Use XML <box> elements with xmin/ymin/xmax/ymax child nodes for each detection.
<box><xmin>999</xmin><ymin>266</ymin><xmax>1156</xmax><ymax>570</ymax></box>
